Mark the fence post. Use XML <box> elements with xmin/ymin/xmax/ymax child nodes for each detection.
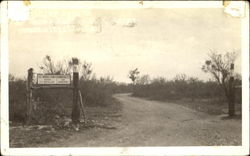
<box><xmin>26</xmin><ymin>68</ymin><xmax>33</xmax><ymax>124</ymax></box>
<box><xmin>228</xmin><ymin>63</ymin><xmax>235</xmax><ymax>117</ymax></box>
<box><xmin>71</xmin><ymin>58</ymin><xmax>80</xmax><ymax>125</ymax></box>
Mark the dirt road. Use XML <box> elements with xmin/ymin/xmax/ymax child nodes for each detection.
<box><xmin>43</xmin><ymin>93</ymin><xmax>241</xmax><ymax>147</ymax></box>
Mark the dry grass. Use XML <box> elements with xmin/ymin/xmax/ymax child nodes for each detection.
<box><xmin>169</xmin><ymin>98</ymin><xmax>242</xmax><ymax>116</ymax></box>
<box><xmin>9</xmin><ymin>98</ymin><xmax>122</xmax><ymax>147</ymax></box>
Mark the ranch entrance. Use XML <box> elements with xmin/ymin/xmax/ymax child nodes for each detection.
<box><xmin>26</xmin><ymin>58</ymin><xmax>86</xmax><ymax>130</ymax></box>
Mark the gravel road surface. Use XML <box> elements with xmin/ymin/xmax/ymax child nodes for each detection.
<box><xmin>43</xmin><ymin>93</ymin><xmax>241</xmax><ymax>147</ymax></box>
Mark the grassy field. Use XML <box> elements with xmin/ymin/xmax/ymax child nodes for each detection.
<box><xmin>161</xmin><ymin>98</ymin><xmax>242</xmax><ymax>117</ymax></box>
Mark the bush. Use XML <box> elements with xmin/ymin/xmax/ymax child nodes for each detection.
<box><xmin>9</xmin><ymin>78</ymin><xmax>27</xmax><ymax>122</ymax></box>
<box><xmin>9</xmin><ymin>74</ymin><xmax>131</xmax><ymax>124</ymax></box>
<box><xmin>133</xmin><ymin>75</ymin><xmax>241</xmax><ymax>104</ymax></box>
<box><xmin>9</xmin><ymin>56</ymin><xmax>132</xmax><ymax>124</ymax></box>
<box><xmin>80</xmin><ymin>78</ymin><xmax>115</xmax><ymax>107</ymax></box>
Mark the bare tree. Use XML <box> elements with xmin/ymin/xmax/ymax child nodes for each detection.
<box><xmin>38</xmin><ymin>55</ymin><xmax>74</xmax><ymax>106</ymax></box>
<box><xmin>39</xmin><ymin>55</ymin><xmax>72</xmax><ymax>74</ymax></box>
<box><xmin>202</xmin><ymin>50</ymin><xmax>238</xmax><ymax>116</ymax></box>
<box><xmin>9</xmin><ymin>74</ymin><xmax>16</xmax><ymax>82</ymax></box>
<box><xmin>137</xmin><ymin>74</ymin><xmax>151</xmax><ymax>85</ymax></box>
<box><xmin>174</xmin><ymin>74</ymin><xmax>187</xmax><ymax>82</ymax></box>
<box><xmin>187</xmin><ymin>77</ymin><xmax>200</xmax><ymax>101</ymax></box>
<box><xmin>100</xmin><ymin>76</ymin><xmax>114</xmax><ymax>84</ymax></box>
<box><xmin>81</xmin><ymin>61</ymin><xmax>93</xmax><ymax>81</ymax></box>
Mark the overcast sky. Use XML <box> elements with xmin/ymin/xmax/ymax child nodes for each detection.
<box><xmin>8</xmin><ymin>2</ymin><xmax>242</xmax><ymax>83</ymax></box>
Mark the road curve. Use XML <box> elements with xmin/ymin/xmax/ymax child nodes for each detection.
<box><xmin>44</xmin><ymin>93</ymin><xmax>241</xmax><ymax>147</ymax></box>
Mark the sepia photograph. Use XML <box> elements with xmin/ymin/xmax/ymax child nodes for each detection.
<box><xmin>1</xmin><ymin>0</ymin><xmax>249</xmax><ymax>155</ymax></box>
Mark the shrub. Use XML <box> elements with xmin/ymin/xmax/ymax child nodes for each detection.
<box><xmin>9</xmin><ymin>74</ymin><xmax>131</xmax><ymax>124</ymax></box>
<box><xmin>9</xmin><ymin>78</ymin><xmax>27</xmax><ymax>122</ymax></box>
<box><xmin>133</xmin><ymin>75</ymin><xmax>241</xmax><ymax>104</ymax></box>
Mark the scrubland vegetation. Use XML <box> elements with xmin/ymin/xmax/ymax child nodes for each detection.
<box><xmin>129</xmin><ymin>51</ymin><xmax>242</xmax><ymax>116</ymax></box>
<box><xmin>9</xmin><ymin>56</ymin><xmax>131</xmax><ymax>124</ymax></box>
<box><xmin>9</xmin><ymin>51</ymin><xmax>241</xmax><ymax>124</ymax></box>
<box><xmin>8</xmin><ymin>51</ymin><xmax>242</xmax><ymax>147</ymax></box>
<box><xmin>132</xmin><ymin>74</ymin><xmax>241</xmax><ymax>115</ymax></box>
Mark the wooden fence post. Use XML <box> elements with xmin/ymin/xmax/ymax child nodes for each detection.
<box><xmin>228</xmin><ymin>63</ymin><xmax>235</xmax><ymax>117</ymax></box>
<box><xmin>71</xmin><ymin>58</ymin><xmax>80</xmax><ymax>125</ymax></box>
<box><xmin>26</xmin><ymin>68</ymin><xmax>33</xmax><ymax>124</ymax></box>
<box><xmin>78</xmin><ymin>90</ymin><xmax>87</xmax><ymax>124</ymax></box>
<box><xmin>228</xmin><ymin>77</ymin><xmax>235</xmax><ymax>116</ymax></box>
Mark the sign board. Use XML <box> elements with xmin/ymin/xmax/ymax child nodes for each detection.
<box><xmin>37</xmin><ymin>74</ymin><xmax>71</xmax><ymax>85</ymax></box>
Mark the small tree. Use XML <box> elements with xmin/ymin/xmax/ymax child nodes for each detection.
<box><xmin>137</xmin><ymin>74</ymin><xmax>151</xmax><ymax>85</ymax></box>
<box><xmin>128</xmin><ymin>68</ymin><xmax>140</xmax><ymax>92</ymax></box>
<box><xmin>174</xmin><ymin>74</ymin><xmax>187</xmax><ymax>82</ymax></box>
<box><xmin>39</xmin><ymin>55</ymin><xmax>72</xmax><ymax>74</ymax></box>
<box><xmin>81</xmin><ymin>61</ymin><xmax>93</xmax><ymax>81</ymax></box>
<box><xmin>202</xmin><ymin>50</ymin><xmax>238</xmax><ymax>116</ymax></box>
<box><xmin>174</xmin><ymin>74</ymin><xmax>188</xmax><ymax>96</ymax></box>
<box><xmin>187</xmin><ymin>77</ymin><xmax>200</xmax><ymax>101</ymax></box>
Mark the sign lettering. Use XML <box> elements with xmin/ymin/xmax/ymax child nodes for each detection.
<box><xmin>37</xmin><ymin>74</ymin><xmax>71</xmax><ymax>85</ymax></box>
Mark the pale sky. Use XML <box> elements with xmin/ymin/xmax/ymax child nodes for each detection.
<box><xmin>8</xmin><ymin>2</ymin><xmax>242</xmax><ymax>83</ymax></box>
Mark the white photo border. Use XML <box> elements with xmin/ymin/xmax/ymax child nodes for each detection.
<box><xmin>1</xmin><ymin>1</ymin><xmax>249</xmax><ymax>155</ymax></box>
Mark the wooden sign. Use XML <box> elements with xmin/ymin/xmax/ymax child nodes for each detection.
<box><xmin>37</xmin><ymin>74</ymin><xmax>71</xmax><ymax>85</ymax></box>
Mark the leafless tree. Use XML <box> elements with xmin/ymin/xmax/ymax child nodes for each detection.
<box><xmin>100</xmin><ymin>76</ymin><xmax>114</xmax><ymax>84</ymax></box>
<box><xmin>81</xmin><ymin>61</ymin><xmax>93</xmax><ymax>81</ymax></box>
<box><xmin>174</xmin><ymin>74</ymin><xmax>187</xmax><ymax>82</ymax></box>
<box><xmin>39</xmin><ymin>55</ymin><xmax>72</xmax><ymax>74</ymax></box>
<box><xmin>202</xmin><ymin>50</ymin><xmax>238</xmax><ymax>116</ymax></box>
<box><xmin>137</xmin><ymin>74</ymin><xmax>151</xmax><ymax>85</ymax></box>
<box><xmin>187</xmin><ymin>77</ymin><xmax>200</xmax><ymax>101</ymax></box>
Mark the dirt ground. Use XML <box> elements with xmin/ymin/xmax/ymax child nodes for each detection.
<box><xmin>28</xmin><ymin>93</ymin><xmax>242</xmax><ymax>147</ymax></box>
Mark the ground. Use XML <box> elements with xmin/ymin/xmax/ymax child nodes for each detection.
<box><xmin>10</xmin><ymin>93</ymin><xmax>241</xmax><ymax>147</ymax></box>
